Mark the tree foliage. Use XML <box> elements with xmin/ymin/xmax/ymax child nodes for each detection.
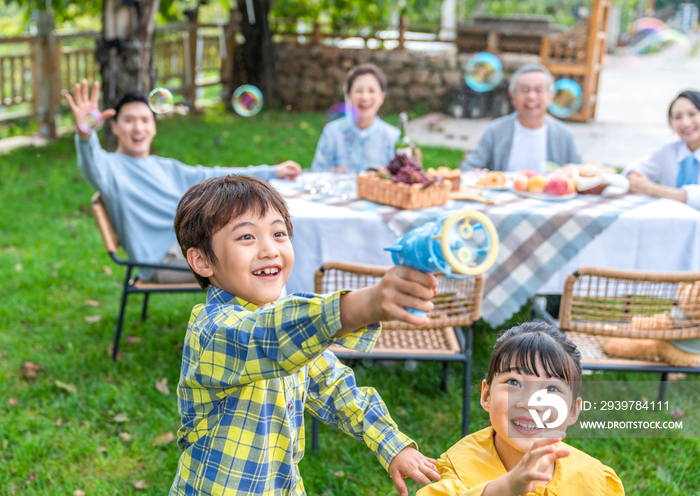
<box><xmin>270</xmin><ymin>0</ymin><xmax>445</xmax><ymax>25</ymax></box>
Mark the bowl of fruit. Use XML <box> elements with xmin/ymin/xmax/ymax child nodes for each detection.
<box><xmin>357</xmin><ymin>155</ymin><xmax>451</xmax><ymax>209</ymax></box>
<box><xmin>512</xmin><ymin>170</ymin><xmax>577</xmax><ymax>200</ymax></box>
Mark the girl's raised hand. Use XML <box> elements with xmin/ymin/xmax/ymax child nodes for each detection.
<box><xmin>505</xmin><ymin>436</ymin><xmax>570</xmax><ymax>495</ymax></box>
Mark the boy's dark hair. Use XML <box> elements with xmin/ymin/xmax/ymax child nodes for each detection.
<box><xmin>114</xmin><ymin>92</ymin><xmax>154</xmax><ymax>119</ymax></box>
<box><xmin>345</xmin><ymin>63</ymin><xmax>387</xmax><ymax>94</ymax></box>
<box><xmin>668</xmin><ymin>90</ymin><xmax>700</xmax><ymax>123</ymax></box>
<box><xmin>486</xmin><ymin>322</ymin><xmax>582</xmax><ymax>400</ymax></box>
<box><xmin>174</xmin><ymin>175</ymin><xmax>294</xmax><ymax>290</ymax></box>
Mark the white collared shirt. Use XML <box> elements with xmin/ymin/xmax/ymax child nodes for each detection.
<box><xmin>623</xmin><ymin>139</ymin><xmax>700</xmax><ymax>210</ymax></box>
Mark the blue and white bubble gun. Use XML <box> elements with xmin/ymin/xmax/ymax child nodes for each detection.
<box><xmin>384</xmin><ymin>210</ymin><xmax>499</xmax><ymax>318</ymax></box>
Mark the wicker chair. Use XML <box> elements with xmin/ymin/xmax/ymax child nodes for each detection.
<box><xmin>555</xmin><ymin>267</ymin><xmax>700</xmax><ymax>401</ymax></box>
<box><xmin>310</xmin><ymin>261</ymin><xmax>484</xmax><ymax>452</ymax></box>
<box><xmin>91</xmin><ymin>193</ymin><xmax>202</xmax><ymax>361</ymax></box>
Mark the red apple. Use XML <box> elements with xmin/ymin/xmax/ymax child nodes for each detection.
<box><xmin>513</xmin><ymin>173</ymin><xmax>529</xmax><ymax>191</ymax></box>
<box><xmin>528</xmin><ymin>175</ymin><xmax>550</xmax><ymax>194</ymax></box>
<box><xmin>545</xmin><ymin>176</ymin><xmax>570</xmax><ymax>196</ymax></box>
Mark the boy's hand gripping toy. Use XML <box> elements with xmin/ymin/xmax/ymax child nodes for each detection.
<box><xmin>385</xmin><ymin>210</ymin><xmax>499</xmax><ymax>318</ymax></box>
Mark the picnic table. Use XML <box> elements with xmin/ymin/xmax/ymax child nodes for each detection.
<box><xmin>271</xmin><ymin>174</ymin><xmax>700</xmax><ymax>327</ymax></box>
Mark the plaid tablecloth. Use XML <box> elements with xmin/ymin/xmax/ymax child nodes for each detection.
<box><xmin>272</xmin><ymin>179</ymin><xmax>655</xmax><ymax>327</ymax></box>
<box><xmin>386</xmin><ymin>191</ymin><xmax>655</xmax><ymax>327</ymax></box>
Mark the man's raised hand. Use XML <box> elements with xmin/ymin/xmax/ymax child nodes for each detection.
<box><xmin>65</xmin><ymin>79</ymin><xmax>115</xmax><ymax>139</ymax></box>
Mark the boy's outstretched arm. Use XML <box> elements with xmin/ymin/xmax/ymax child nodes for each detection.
<box><xmin>336</xmin><ymin>265</ymin><xmax>438</xmax><ymax>336</ymax></box>
<box><xmin>389</xmin><ymin>447</ymin><xmax>440</xmax><ymax>496</ymax></box>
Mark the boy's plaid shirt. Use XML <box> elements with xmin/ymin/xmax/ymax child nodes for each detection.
<box><xmin>170</xmin><ymin>286</ymin><xmax>416</xmax><ymax>495</ymax></box>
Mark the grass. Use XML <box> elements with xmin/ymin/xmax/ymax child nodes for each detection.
<box><xmin>1</xmin><ymin>107</ymin><xmax>699</xmax><ymax>496</ymax></box>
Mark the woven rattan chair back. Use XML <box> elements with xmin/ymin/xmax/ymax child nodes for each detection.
<box><xmin>314</xmin><ymin>261</ymin><xmax>483</xmax><ymax>330</ymax></box>
<box><xmin>310</xmin><ymin>260</ymin><xmax>484</xmax><ymax>445</ymax></box>
<box><xmin>559</xmin><ymin>267</ymin><xmax>700</xmax><ymax>340</ymax></box>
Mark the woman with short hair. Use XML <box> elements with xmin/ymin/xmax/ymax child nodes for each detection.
<box><xmin>311</xmin><ymin>63</ymin><xmax>400</xmax><ymax>173</ymax></box>
<box><xmin>624</xmin><ymin>90</ymin><xmax>700</xmax><ymax>209</ymax></box>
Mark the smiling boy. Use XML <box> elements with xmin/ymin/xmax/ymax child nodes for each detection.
<box><xmin>170</xmin><ymin>175</ymin><xmax>441</xmax><ymax>495</ymax></box>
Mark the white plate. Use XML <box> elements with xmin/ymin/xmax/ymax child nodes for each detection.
<box><xmin>462</xmin><ymin>173</ymin><xmax>513</xmax><ymax>190</ymax></box>
<box><xmin>512</xmin><ymin>189</ymin><xmax>578</xmax><ymax>201</ymax></box>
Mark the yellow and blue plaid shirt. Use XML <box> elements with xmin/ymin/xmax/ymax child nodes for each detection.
<box><xmin>170</xmin><ymin>286</ymin><xmax>416</xmax><ymax>496</ymax></box>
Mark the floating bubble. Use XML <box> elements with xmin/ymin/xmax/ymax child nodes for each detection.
<box><xmin>465</xmin><ymin>52</ymin><xmax>503</xmax><ymax>93</ymax></box>
<box><xmin>326</xmin><ymin>102</ymin><xmax>358</xmax><ymax>122</ymax></box>
<box><xmin>77</xmin><ymin>109</ymin><xmax>103</xmax><ymax>134</ymax></box>
<box><xmin>633</xmin><ymin>28</ymin><xmax>690</xmax><ymax>56</ymax></box>
<box><xmin>232</xmin><ymin>85</ymin><xmax>264</xmax><ymax>117</ymax></box>
<box><xmin>631</xmin><ymin>17</ymin><xmax>668</xmax><ymax>35</ymax></box>
<box><xmin>548</xmin><ymin>79</ymin><xmax>583</xmax><ymax>119</ymax></box>
<box><xmin>148</xmin><ymin>87</ymin><xmax>174</xmax><ymax>114</ymax></box>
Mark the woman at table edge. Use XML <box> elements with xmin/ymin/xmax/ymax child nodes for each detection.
<box><xmin>623</xmin><ymin>90</ymin><xmax>700</xmax><ymax>210</ymax></box>
<box><xmin>612</xmin><ymin>90</ymin><xmax>700</xmax><ymax>363</ymax></box>
<box><xmin>310</xmin><ymin>63</ymin><xmax>418</xmax><ymax>174</ymax></box>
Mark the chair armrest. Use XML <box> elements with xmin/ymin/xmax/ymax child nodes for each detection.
<box><xmin>109</xmin><ymin>252</ymin><xmax>193</xmax><ymax>272</ymax></box>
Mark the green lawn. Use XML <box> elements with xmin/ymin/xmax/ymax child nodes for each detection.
<box><xmin>1</xmin><ymin>108</ymin><xmax>698</xmax><ymax>496</ymax></box>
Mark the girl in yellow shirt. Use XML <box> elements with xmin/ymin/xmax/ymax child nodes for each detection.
<box><xmin>418</xmin><ymin>322</ymin><xmax>624</xmax><ymax>496</ymax></box>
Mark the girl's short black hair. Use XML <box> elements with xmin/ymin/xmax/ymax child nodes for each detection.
<box><xmin>668</xmin><ymin>90</ymin><xmax>700</xmax><ymax>123</ymax></box>
<box><xmin>486</xmin><ymin>322</ymin><xmax>582</xmax><ymax>399</ymax></box>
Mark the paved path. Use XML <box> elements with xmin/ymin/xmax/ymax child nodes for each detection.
<box><xmin>409</xmin><ymin>41</ymin><xmax>700</xmax><ymax>168</ymax></box>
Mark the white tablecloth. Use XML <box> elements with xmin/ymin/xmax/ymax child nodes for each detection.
<box><xmin>284</xmin><ymin>194</ymin><xmax>700</xmax><ymax>300</ymax></box>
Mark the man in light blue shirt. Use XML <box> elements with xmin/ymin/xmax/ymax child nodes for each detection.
<box><xmin>67</xmin><ymin>80</ymin><xmax>301</xmax><ymax>283</ymax></box>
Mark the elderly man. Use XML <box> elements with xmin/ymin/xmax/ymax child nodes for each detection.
<box><xmin>67</xmin><ymin>80</ymin><xmax>301</xmax><ymax>283</ymax></box>
<box><xmin>461</xmin><ymin>64</ymin><xmax>581</xmax><ymax>172</ymax></box>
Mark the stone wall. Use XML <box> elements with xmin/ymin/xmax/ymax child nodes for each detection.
<box><xmin>275</xmin><ymin>43</ymin><xmax>538</xmax><ymax>114</ymax></box>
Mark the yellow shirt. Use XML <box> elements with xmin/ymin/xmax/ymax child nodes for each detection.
<box><xmin>417</xmin><ymin>427</ymin><xmax>624</xmax><ymax>496</ymax></box>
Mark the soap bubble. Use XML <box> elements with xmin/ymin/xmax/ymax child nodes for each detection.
<box><xmin>548</xmin><ymin>79</ymin><xmax>583</xmax><ymax>118</ymax></box>
<box><xmin>634</xmin><ymin>28</ymin><xmax>690</xmax><ymax>56</ymax></box>
<box><xmin>632</xmin><ymin>17</ymin><xmax>668</xmax><ymax>35</ymax></box>
<box><xmin>465</xmin><ymin>52</ymin><xmax>503</xmax><ymax>93</ymax></box>
<box><xmin>76</xmin><ymin>109</ymin><xmax>103</xmax><ymax>134</ymax></box>
<box><xmin>148</xmin><ymin>87</ymin><xmax>174</xmax><ymax>114</ymax></box>
<box><xmin>232</xmin><ymin>85</ymin><xmax>264</xmax><ymax>117</ymax></box>
<box><xmin>326</xmin><ymin>102</ymin><xmax>358</xmax><ymax>122</ymax></box>
<box><xmin>629</xmin><ymin>17</ymin><xmax>690</xmax><ymax>57</ymax></box>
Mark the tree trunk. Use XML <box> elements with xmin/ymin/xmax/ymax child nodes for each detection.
<box><xmin>35</xmin><ymin>11</ymin><xmax>60</xmax><ymax>139</ymax></box>
<box><xmin>233</xmin><ymin>0</ymin><xmax>279</xmax><ymax>104</ymax></box>
<box><xmin>96</xmin><ymin>0</ymin><xmax>160</xmax><ymax>150</ymax></box>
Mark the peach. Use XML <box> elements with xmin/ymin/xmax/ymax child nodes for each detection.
<box><xmin>528</xmin><ymin>175</ymin><xmax>550</xmax><ymax>194</ymax></box>
<box><xmin>520</xmin><ymin>170</ymin><xmax>538</xmax><ymax>179</ymax></box>
<box><xmin>545</xmin><ymin>176</ymin><xmax>570</xmax><ymax>196</ymax></box>
<box><xmin>513</xmin><ymin>173</ymin><xmax>529</xmax><ymax>191</ymax></box>
<box><xmin>565</xmin><ymin>177</ymin><xmax>576</xmax><ymax>194</ymax></box>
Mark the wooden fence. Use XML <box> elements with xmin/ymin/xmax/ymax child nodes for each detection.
<box><xmin>0</xmin><ymin>11</ymin><xmax>607</xmax><ymax>134</ymax></box>
<box><xmin>0</xmin><ymin>23</ymin><xmax>235</xmax><ymax>136</ymax></box>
